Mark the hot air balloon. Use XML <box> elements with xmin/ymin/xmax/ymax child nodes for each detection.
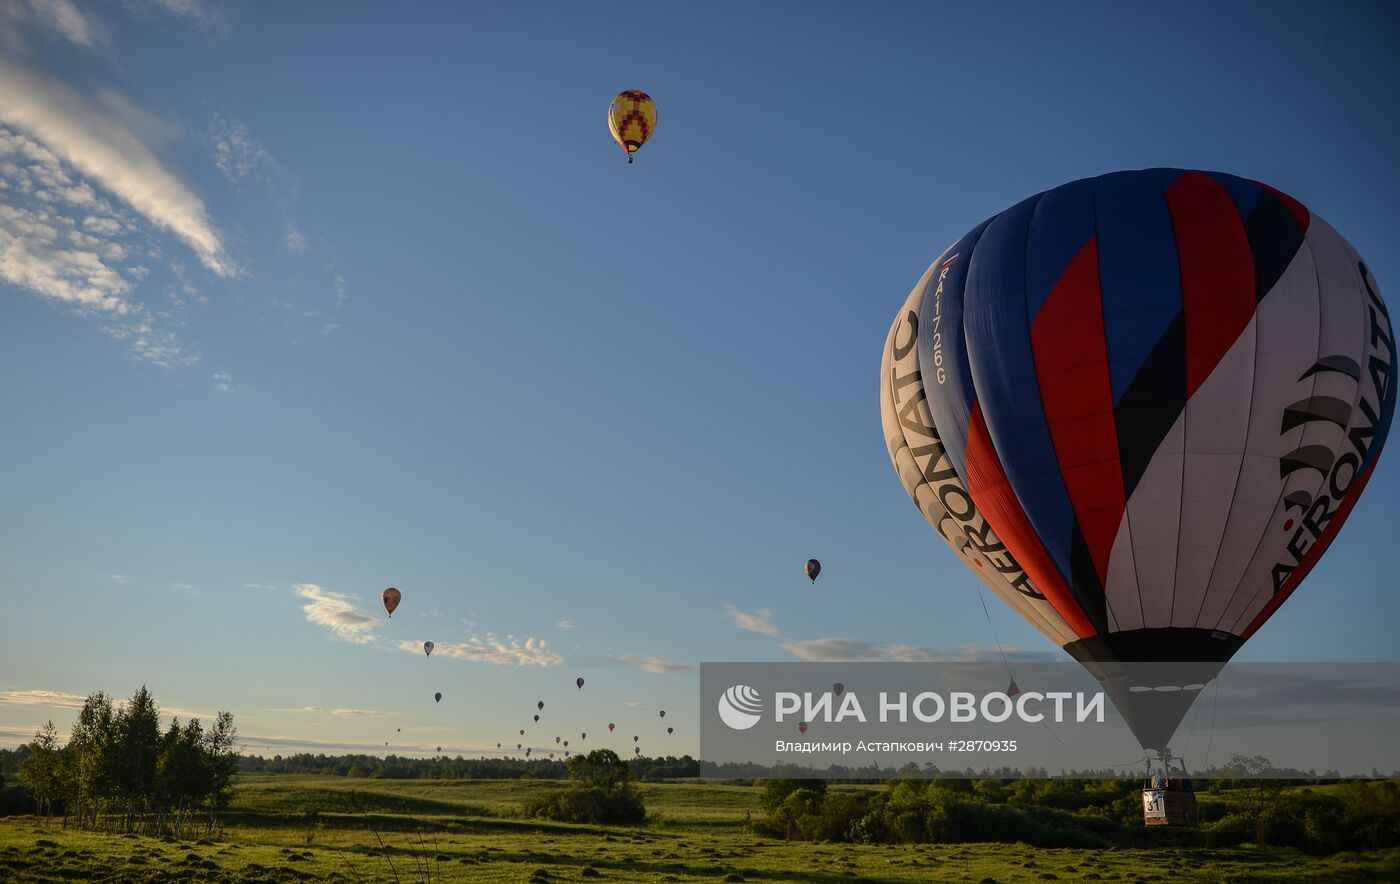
<box><xmin>537</xmin><ymin>701</ymin><xmax>544</xmax><ymax>711</ymax></box>
<box><xmin>805</xmin><ymin>559</ymin><xmax>821</xmax><ymax>583</ymax></box>
<box><xmin>555</xmin><ymin>736</ymin><xmax>561</xmax><ymax>744</ymax></box>
<box><xmin>881</xmin><ymin>168</ymin><xmax>1395</xmax><ymax>759</ymax></box>
<box><xmin>797</xmin><ymin>722</ymin><xmax>809</xmax><ymax>734</ymax></box>
<box><xmin>396</xmin><ymin>728</ymin><xmax>401</xmax><ymax>733</ymax></box>
<box><xmin>608</xmin><ymin>723</ymin><xmax>615</xmax><ymax>732</ymax></box>
<box><xmin>520</xmin><ymin>729</ymin><xmax>525</xmax><ymax>736</ymax></box>
<box><xmin>424</xmin><ymin>641</ymin><xmax>434</xmax><ymax>657</ymax></box>
<box><xmin>632</xmin><ymin>735</ymin><xmax>638</xmax><ymax>743</ymax></box>
<box><xmin>434</xmin><ymin>692</ymin><xmax>442</xmax><ymax>703</ymax></box>
<box><xmin>577</xmin><ymin>677</ymin><xmax>585</xmax><ymax>689</ymax></box>
<box><xmin>497</xmin><ymin>742</ymin><xmax>501</xmax><ymax>748</ymax></box>
<box><xmin>533</xmin><ymin>714</ymin><xmax>539</xmax><ymax>723</ymax></box>
<box><xmin>667</xmin><ymin>727</ymin><xmax>673</xmax><ymax>735</ymax></box>
<box><xmin>436</xmin><ymin>746</ymin><xmax>442</xmax><ymax>753</ymax></box>
<box><xmin>581</xmin><ymin>732</ymin><xmax>587</xmax><ymax>740</ymax></box>
<box><xmin>832</xmin><ymin>683</ymin><xmax>844</xmax><ymax>696</ymax></box>
<box><xmin>634</xmin><ymin>746</ymin><xmax>641</xmax><ymax>755</ymax></box>
<box><xmin>382</xmin><ymin>587</ymin><xmax>401</xmax><ymax>617</ymax></box>
<box><xmin>563</xmin><ymin>740</ymin><xmax>569</xmax><ymax>747</ymax></box>
<box><xmin>607</xmin><ymin>90</ymin><xmax>656</xmax><ymax>164</ymax></box>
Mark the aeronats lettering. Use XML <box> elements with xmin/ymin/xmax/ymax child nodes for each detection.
<box><xmin>772</xmin><ymin>690</ymin><xmax>1103</xmax><ymax>725</ymax></box>
<box><xmin>1272</xmin><ymin>261</ymin><xmax>1394</xmax><ymax>591</ymax></box>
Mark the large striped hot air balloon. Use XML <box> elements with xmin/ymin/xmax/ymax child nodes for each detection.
<box><xmin>882</xmin><ymin>168</ymin><xmax>1394</xmax><ymax>752</ymax></box>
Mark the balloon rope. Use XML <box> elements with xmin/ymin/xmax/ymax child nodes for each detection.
<box><xmin>974</xmin><ymin>586</ymin><xmax>1013</xmax><ymax>672</ymax></box>
<box><xmin>1202</xmin><ymin>673</ymin><xmax>1221</xmax><ymax>771</ymax></box>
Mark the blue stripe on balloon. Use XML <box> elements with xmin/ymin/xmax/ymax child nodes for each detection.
<box><xmin>1094</xmin><ymin>170</ymin><xmax>1185</xmax><ymax>404</ymax></box>
<box><xmin>1207</xmin><ymin>171</ymin><xmax>1263</xmax><ymax>224</ymax></box>
<box><xmin>1025</xmin><ymin>177</ymin><xmax>1096</xmax><ymax>321</ymax></box>
<box><xmin>962</xmin><ymin>193</ymin><xmax>1077</xmax><ymax>587</ymax></box>
<box><xmin>918</xmin><ymin>218</ymin><xmax>991</xmax><ymax>485</ymax></box>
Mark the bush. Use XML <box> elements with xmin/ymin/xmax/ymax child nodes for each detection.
<box><xmin>526</xmin><ymin>749</ymin><xmax>647</xmax><ymax>825</ymax></box>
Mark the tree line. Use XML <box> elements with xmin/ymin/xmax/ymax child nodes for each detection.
<box><xmin>236</xmin><ymin>752</ymin><xmax>699</xmax><ymax>781</ymax></box>
<box><xmin>12</xmin><ymin>686</ymin><xmax>238</xmax><ymax>838</ymax></box>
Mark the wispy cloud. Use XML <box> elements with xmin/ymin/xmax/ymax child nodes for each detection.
<box><xmin>778</xmin><ymin>638</ymin><xmax>1057</xmax><ymax>663</ymax></box>
<box><xmin>128</xmin><ymin>0</ymin><xmax>232</xmax><ymax>40</ymax></box>
<box><xmin>111</xmin><ymin>574</ymin><xmax>131</xmax><ymax>584</ymax></box>
<box><xmin>210</xmin><ymin>371</ymin><xmax>233</xmax><ymax>392</ymax></box>
<box><xmin>7</xmin><ymin>0</ymin><xmax>103</xmax><ymax>47</ymax></box>
<box><xmin>294</xmin><ymin>583</ymin><xmax>378</xmax><ymax>644</ymax></box>
<box><xmin>264</xmin><ymin>706</ymin><xmax>322</xmax><ymax>714</ymax></box>
<box><xmin>205</xmin><ymin>113</ymin><xmax>274</xmax><ymax>185</ymax></box>
<box><xmin>555</xmin><ymin>620</ymin><xmax>576</xmax><ymax>630</ymax></box>
<box><xmin>396</xmin><ymin>637</ymin><xmax>562</xmax><ymax>668</ymax></box>
<box><xmin>724</xmin><ymin>607</ymin><xmax>779</xmax><ymax>636</ymax></box>
<box><xmin>0</xmin><ymin>58</ymin><xmax>234</xmax><ymax>277</ymax></box>
<box><xmin>331</xmin><ymin>708</ymin><xmax>394</xmax><ymax>718</ymax></box>
<box><xmin>0</xmin><ymin>689</ymin><xmax>87</xmax><ymax>708</ymax></box>
<box><xmin>282</xmin><ymin>220</ymin><xmax>306</xmax><ymax>253</ymax></box>
<box><xmin>614</xmin><ymin>655</ymin><xmax>693</xmax><ymax>674</ymax></box>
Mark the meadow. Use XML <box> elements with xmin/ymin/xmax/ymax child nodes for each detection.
<box><xmin>3</xmin><ymin>775</ymin><xmax>1399</xmax><ymax>882</ymax></box>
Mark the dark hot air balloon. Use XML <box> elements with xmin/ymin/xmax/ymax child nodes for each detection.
<box><xmin>805</xmin><ymin>559</ymin><xmax>821</xmax><ymax>582</ymax></box>
<box><xmin>577</xmin><ymin>677</ymin><xmax>585</xmax><ymax>689</ymax></box>
<box><xmin>434</xmin><ymin>692</ymin><xmax>442</xmax><ymax>703</ymax></box>
<box><xmin>424</xmin><ymin>641</ymin><xmax>434</xmax><ymax>657</ymax></box>
<box><xmin>382</xmin><ymin>587</ymin><xmax>401</xmax><ymax>617</ymax></box>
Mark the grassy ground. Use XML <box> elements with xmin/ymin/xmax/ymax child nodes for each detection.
<box><xmin>1</xmin><ymin>777</ymin><xmax>1397</xmax><ymax>882</ymax></box>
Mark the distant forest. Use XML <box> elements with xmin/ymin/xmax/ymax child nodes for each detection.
<box><xmin>233</xmin><ymin>752</ymin><xmax>701</xmax><ymax>781</ymax></box>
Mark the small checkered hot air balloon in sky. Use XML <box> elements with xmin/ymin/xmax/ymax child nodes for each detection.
<box><xmin>607</xmin><ymin>90</ymin><xmax>656</xmax><ymax>164</ymax></box>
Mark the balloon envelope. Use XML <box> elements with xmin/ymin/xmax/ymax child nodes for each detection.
<box><xmin>434</xmin><ymin>692</ymin><xmax>442</xmax><ymax>703</ymax></box>
<box><xmin>882</xmin><ymin>168</ymin><xmax>1395</xmax><ymax>751</ymax></box>
<box><xmin>382</xmin><ymin>587</ymin><xmax>401</xmax><ymax>616</ymax></box>
<box><xmin>607</xmin><ymin>90</ymin><xmax>656</xmax><ymax>161</ymax></box>
<box><xmin>833</xmin><ymin>683</ymin><xmax>844</xmax><ymax>696</ymax></box>
<box><xmin>805</xmin><ymin>559</ymin><xmax>821</xmax><ymax>582</ymax></box>
<box><xmin>577</xmin><ymin>677</ymin><xmax>585</xmax><ymax>689</ymax></box>
<box><xmin>424</xmin><ymin>641</ymin><xmax>434</xmax><ymax>657</ymax></box>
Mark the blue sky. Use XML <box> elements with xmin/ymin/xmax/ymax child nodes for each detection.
<box><xmin>1</xmin><ymin>0</ymin><xmax>1398</xmax><ymax>758</ymax></box>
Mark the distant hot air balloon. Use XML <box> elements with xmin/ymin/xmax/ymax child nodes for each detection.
<box><xmin>424</xmin><ymin>641</ymin><xmax>434</xmax><ymax>657</ymax></box>
<box><xmin>533</xmin><ymin>714</ymin><xmax>539</xmax><ymax>723</ymax></box>
<box><xmin>396</xmin><ymin>728</ymin><xmax>401</xmax><ymax>733</ymax></box>
<box><xmin>667</xmin><ymin>727</ymin><xmax>673</xmax><ymax>735</ymax></box>
<box><xmin>632</xmin><ymin>735</ymin><xmax>638</xmax><ymax>743</ymax></box>
<box><xmin>434</xmin><ymin>692</ymin><xmax>442</xmax><ymax>703</ymax></box>
<box><xmin>832</xmin><ymin>683</ymin><xmax>844</xmax><ymax>696</ymax></box>
<box><xmin>563</xmin><ymin>740</ymin><xmax>569</xmax><ymax>747</ymax></box>
<box><xmin>537</xmin><ymin>701</ymin><xmax>544</xmax><ymax>711</ymax></box>
<box><xmin>520</xmin><ymin>729</ymin><xmax>525</xmax><ymax>736</ymax></box>
<box><xmin>881</xmin><ymin>168</ymin><xmax>1395</xmax><ymax>756</ymax></box>
<box><xmin>805</xmin><ymin>560</ymin><xmax>821</xmax><ymax>583</ymax></box>
<box><xmin>658</xmin><ymin>710</ymin><xmax>665</xmax><ymax>718</ymax></box>
<box><xmin>608</xmin><ymin>723</ymin><xmax>615</xmax><ymax>732</ymax></box>
<box><xmin>436</xmin><ymin>746</ymin><xmax>442</xmax><ymax>753</ymax></box>
<box><xmin>517</xmin><ymin>743</ymin><xmax>522</xmax><ymax>749</ymax></box>
<box><xmin>497</xmin><ymin>742</ymin><xmax>501</xmax><ymax>748</ymax></box>
<box><xmin>797</xmin><ymin>722</ymin><xmax>809</xmax><ymax>734</ymax></box>
<box><xmin>577</xmin><ymin>677</ymin><xmax>585</xmax><ymax>690</ymax></box>
<box><xmin>1006</xmin><ymin>678</ymin><xmax>1023</xmax><ymax>699</ymax></box>
<box><xmin>607</xmin><ymin>90</ymin><xmax>656</xmax><ymax>164</ymax></box>
<box><xmin>581</xmin><ymin>732</ymin><xmax>587</xmax><ymax>740</ymax></box>
<box><xmin>555</xmin><ymin>736</ymin><xmax>561</xmax><ymax>744</ymax></box>
<box><xmin>382</xmin><ymin>587</ymin><xmax>401</xmax><ymax>617</ymax></box>
<box><xmin>634</xmin><ymin>747</ymin><xmax>641</xmax><ymax>755</ymax></box>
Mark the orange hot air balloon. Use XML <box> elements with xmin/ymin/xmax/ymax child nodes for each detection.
<box><xmin>607</xmin><ymin>89</ymin><xmax>656</xmax><ymax>164</ymax></box>
<box><xmin>382</xmin><ymin>587</ymin><xmax>401</xmax><ymax>616</ymax></box>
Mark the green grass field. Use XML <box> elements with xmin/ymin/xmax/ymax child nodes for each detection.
<box><xmin>2</xmin><ymin>776</ymin><xmax>1398</xmax><ymax>882</ymax></box>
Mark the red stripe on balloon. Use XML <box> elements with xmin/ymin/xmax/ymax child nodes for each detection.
<box><xmin>1165</xmin><ymin>171</ymin><xmax>1258</xmax><ymax>398</ymax></box>
<box><xmin>964</xmin><ymin>401</ymin><xmax>1096</xmax><ymax>639</ymax></box>
<box><xmin>1029</xmin><ymin>237</ymin><xmax>1125</xmax><ymax>590</ymax></box>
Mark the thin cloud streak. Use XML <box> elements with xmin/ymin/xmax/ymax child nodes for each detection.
<box><xmin>725</xmin><ymin>606</ymin><xmax>779</xmax><ymax>636</ymax></box>
<box><xmin>779</xmin><ymin>637</ymin><xmax>1057</xmax><ymax>663</ymax></box>
<box><xmin>295</xmin><ymin>583</ymin><xmax>378</xmax><ymax>644</ymax></box>
<box><xmin>613</xmin><ymin>655</ymin><xmax>693</xmax><ymax>674</ymax></box>
<box><xmin>395</xmin><ymin>637</ymin><xmax>562</xmax><ymax>667</ymax></box>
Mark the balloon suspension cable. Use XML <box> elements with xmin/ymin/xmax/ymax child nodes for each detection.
<box><xmin>1202</xmin><ymin>672</ymin><xmax>1221</xmax><ymax>772</ymax></box>
<box><xmin>976</xmin><ymin>584</ymin><xmax>1146</xmax><ymax>771</ymax></box>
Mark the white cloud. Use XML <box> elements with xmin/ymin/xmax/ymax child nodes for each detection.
<box><xmin>0</xmin><ymin>58</ymin><xmax>235</xmax><ymax>276</ymax></box>
<box><xmin>13</xmin><ymin>0</ymin><xmax>101</xmax><ymax>46</ymax></box>
<box><xmin>205</xmin><ymin>113</ymin><xmax>273</xmax><ymax>184</ymax></box>
<box><xmin>724</xmin><ymin>606</ymin><xmax>778</xmax><ymax>636</ymax></box>
<box><xmin>264</xmin><ymin>706</ymin><xmax>322</xmax><ymax>714</ymax></box>
<box><xmin>396</xmin><ymin>636</ymin><xmax>562</xmax><ymax>668</ymax></box>
<box><xmin>555</xmin><ymin>620</ymin><xmax>576</xmax><ymax>630</ymax></box>
<box><xmin>282</xmin><ymin>220</ymin><xmax>305</xmax><ymax>253</ymax></box>
<box><xmin>613</xmin><ymin>655</ymin><xmax>692</xmax><ymax>674</ymax></box>
<box><xmin>111</xmin><ymin>574</ymin><xmax>131</xmax><ymax>583</ymax></box>
<box><xmin>295</xmin><ymin>583</ymin><xmax>378</xmax><ymax>644</ymax></box>
<box><xmin>0</xmin><ymin>689</ymin><xmax>86</xmax><ymax>708</ymax></box>
<box><xmin>331</xmin><ymin>708</ymin><xmax>394</xmax><ymax>718</ymax></box>
<box><xmin>211</xmin><ymin>370</ymin><xmax>232</xmax><ymax>392</ymax></box>
<box><xmin>128</xmin><ymin>0</ymin><xmax>232</xmax><ymax>40</ymax></box>
<box><xmin>778</xmin><ymin>638</ymin><xmax>1057</xmax><ymax>663</ymax></box>
<box><xmin>173</xmin><ymin>582</ymin><xmax>193</xmax><ymax>589</ymax></box>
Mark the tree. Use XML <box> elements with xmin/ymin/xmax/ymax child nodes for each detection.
<box><xmin>118</xmin><ymin>686</ymin><xmax>161</xmax><ymax>827</ymax></box>
<box><xmin>20</xmin><ymin>722</ymin><xmax>62</xmax><ymax>818</ymax></box>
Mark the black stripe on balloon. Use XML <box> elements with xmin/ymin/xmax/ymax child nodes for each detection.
<box><xmin>1279</xmin><ymin>445</ymin><xmax>1335</xmax><ymax>480</ymax></box>
<box><xmin>1299</xmin><ymin>355</ymin><xmax>1361</xmax><ymax>382</ymax></box>
<box><xmin>1280</xmin><ymin>396</ymin><xmax>1353</xmax><ymax>432</ymax></box>
<box><xmin>1245</xmin><ymin>188</ymin><xmax>1307</xmax><ymax>303</ymax></box>
<box><xmin>1069</xmin><ymin>520</ymin><xmax>1109</xmax><ymax>635</ymax></box>
<box><xmin>1062</xmin><ymin>627</ymin><xmax>1243</xmax><ymax>664</ymax></box>
<box><xmin>1115</xmin><ymin>309</ymin><xmax>1187</xmax><ymax>500</ymax></box>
